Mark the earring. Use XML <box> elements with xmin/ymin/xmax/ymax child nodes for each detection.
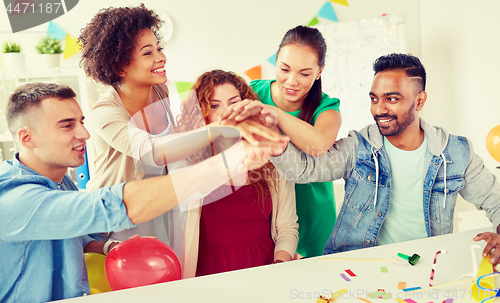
<box><xmin>316</xmin><ymin>76</ymin><xmax>320</xmax><ymax>80</ymax></box>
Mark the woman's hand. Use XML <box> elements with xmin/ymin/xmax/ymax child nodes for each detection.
<box><xmin>218</xmin><ymin>99</ymin><xmax>279</xmax><ymax>128</ymax></box>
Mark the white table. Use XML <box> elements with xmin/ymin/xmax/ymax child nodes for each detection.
<box><xmin>60</xmin><ymin>227</ymin><xmax>500</xmax><ymax>303</ymax></box>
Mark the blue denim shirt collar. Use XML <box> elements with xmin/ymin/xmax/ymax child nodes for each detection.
<box><xmin>9</xmin><ymin>153</ymin><xmax>77</xmax><ymax>191</ymax></box>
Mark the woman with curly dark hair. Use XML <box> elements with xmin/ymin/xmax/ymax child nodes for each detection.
<box><xmin>78</xmin><ymin>4</ymin><xmax>285</xmax><ymax>254</ymax></box>
<box><xmin>177</xmin><ymin>70</ymin><xmax>298</xmax><ymax>278</ymax></box>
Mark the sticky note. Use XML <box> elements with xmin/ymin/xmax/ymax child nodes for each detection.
<box><xmin>381</xmin><ymin>266</ymin><xmax>388</xmax><ymax>273</ymax></box>
<box><xmin>398</xmin><ymin>282</ymin><xmax>406</xmax><ymax>289</ymax></box>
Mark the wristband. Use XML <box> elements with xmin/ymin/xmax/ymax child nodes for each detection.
<box><xmin>103</xmin><ymin>239</ymin><xmax>121</xmax><ymax>255</ymax></box>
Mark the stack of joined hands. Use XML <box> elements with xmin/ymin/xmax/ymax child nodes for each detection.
<box><xmin>214</xmin><ymin>99</ymin><xmax>287</xmax><ymax>172</ymax></box>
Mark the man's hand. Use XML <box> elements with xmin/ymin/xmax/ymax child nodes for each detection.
<box><xmin>218</xmin><ymin>99</ymin><xmax>279</xmax><ymax>128</ymax></box>
<box><xmin>473</xmin><ymin>232</ymin><xmax>500</xmax><ymax>267</ymax></box>
<box><xmin>214</xmin><ymin>119</ymin><xmax>288</xmax><ymax>146</ymax></box>
<box><xmin>242</xmin><ymin>139</ymin><xmax>287</xmax><ymax>170</ymax></box>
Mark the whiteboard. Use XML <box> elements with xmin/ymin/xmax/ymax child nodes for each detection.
<box><xmin>315</xmin><ymin>15</ymin><xmax>406</xmax><ymax>139</ymax></box>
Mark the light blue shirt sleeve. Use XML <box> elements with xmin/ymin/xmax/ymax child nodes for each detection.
<box><xmin>0</xmin><ymin>182</ymin><xmax>134</xmax><ymax>242</ymax></box>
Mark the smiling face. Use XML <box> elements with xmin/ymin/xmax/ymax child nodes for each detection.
<box><xmin>274</xmin><ymin>44</ymin><xmax>323</xmax><ymax>111</ymax></box>
<box><xmin>370</xmin><ymin>69</ymin><xmax>426</xmax><ymax>140</ymax></box>
<box><xmin>20</xmin><ymin>97</ymin><xmax>90</xmax><ymax>182</ymax></box>
<box><xmin>206</xmin><ymin>83</ymin><xmax>242</xmax><ymax>124</ymax></box>
<box><xmin>120</xmin><ymin>28</ymin><xmax>167</xmax><ymax>87</ymax></box>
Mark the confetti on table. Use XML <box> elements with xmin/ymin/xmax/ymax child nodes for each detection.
<box><xmin>316</xmin><ymin>296</ymin><xmax>330</xmax><ymax>303</ymax></box>
<box><xmin>398</xmin><ymin>281</ymin><xmax>406</xmax><ymax>289</ymax></box>
<box><xmin>395</xmin><ymin>299</ymin><xmax>406</xmax><ymax>303</ymax></box>
<box><xmin>332</xmin><ymin>288</ymin><xmax>347</xmax><ymax>298</ymax></box>
<box><xmin>443</xmin><ymin>299</ymin><xmax>453</xmax><ymax>303</ymax></box>
<box><xmin>340</xmin><ymin>273</ymin><xmax>350</xmax><ymax>281</ymax></box>
<box><xmin>345</xmin><ymin>269</ymin><xmax>356</xmax><ymax>277</ymax></box>
<box><xmin>358</xmin><ymin>298</ymin><xmax>372</xmax><ymax>303</ymax></box>
<box><xmin>402</xmin><ymin>286</ymin><xmax>421</xmax><ymax>292</ymax></box>
<box><xmin>403</xmin><ymin>299</ymin><xmax>417</xmax><ymax>303</ymax></box>
<box><xmin>380</xmin><ymin>266</ymin><xmax>388</xmax><ymax>273</ymax></box>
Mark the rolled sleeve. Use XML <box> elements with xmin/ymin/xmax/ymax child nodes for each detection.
<box><xmin>0</xmin><ymin>181</ymin><xmax>134</xmax><ymax>242</ymax></box>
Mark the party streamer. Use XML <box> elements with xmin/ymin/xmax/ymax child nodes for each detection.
<box><xmin>429</xmin><ymin>249</ymin><xmax>447</xmax><ymax>286</ymax></box>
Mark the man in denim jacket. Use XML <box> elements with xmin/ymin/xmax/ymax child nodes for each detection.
<box><xmin>0</xmin><ymin>83</ymin><xmax>280</xmax><ymax>302</ymax></box>
<box><xmin>271</xmin><ymin>53</ymin><xmax>500</xmax><ymax>264</ymax></box>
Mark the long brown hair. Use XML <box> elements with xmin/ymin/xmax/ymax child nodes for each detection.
<box><xmin>176</xmin><ymin>70</ymin><xmax>278</xmax><ymax>205</ymax></box>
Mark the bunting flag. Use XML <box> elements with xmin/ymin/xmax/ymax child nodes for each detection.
<box><xmin>318</xmin><ymin>1</ymin><xmax>339</xmax><ymax>22</ymax></box>
<box><xmin>330</xmin><ymin>0</ymin><xmax>349</xmax><ymax>6</ymax></box>
<box><xmin>244</xmin><ymin>65</ymin><xmax>262</xmax><ymax>81</ymax></box>
<box><xmin>47</xmin><ymin>21</ymin><xmax>67</xmax><ymax>40</ymax></box>
<box><xmin>267</xmin><ymin>53</ymin><xmax>277</xmax><ymax>66</ymax></box>
<box><xmin>307</xmin><ymin>16</ymin><xmax>320</xmax><ymax>26</ymax></box>
<box><xmin>63</xmin><ymin>33</ymin><xmax>80</xmax><ymax>59</ymax></box>
<box><xmin>9</xmin><ymin>0</ymin><xmax>35</xmax><ymax>16</ymax></box>
<box><xmin>174</xmin><ymin>81</ymin><xmax>193</xmax><ymax>95</ymax></box>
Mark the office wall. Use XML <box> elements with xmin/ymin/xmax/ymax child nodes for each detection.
<box><xmin>2</xmin><ymin>0</ymin><xmax>498</xmax><ymax>173</ymax></box>
<box><xmin>1</xmin><ymin>0</ymin><xmax>420</xmax><ymax>82</ymax></box>
<box><xmin>420</xmin><ymin>0</ymin><xmax>500</xmax><ymax>172</ymax></box>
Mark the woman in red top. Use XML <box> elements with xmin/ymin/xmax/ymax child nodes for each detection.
<box><xmin>175</xmin><ymin>70</ymin><xmax>298</xmax><ymax>277</ymax></box>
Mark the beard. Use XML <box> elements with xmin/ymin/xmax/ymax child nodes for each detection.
<box><xmin>374</xmin><ymin>103</ymin><xmax>416</xmax><ymax>137</ymax></box>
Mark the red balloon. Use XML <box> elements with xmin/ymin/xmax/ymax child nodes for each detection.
<box><xmin>105</xmin><ymin>237</ymin><xmax>181</xmax><ymax>291</ymax></box>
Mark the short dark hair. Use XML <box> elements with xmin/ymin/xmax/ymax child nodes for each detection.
<box><xmin>373</xmin><ymin>53</ymin><xmax>427</xmax><ymax>91</ymax></box>
<box><xmin>78</xmin><ymin>4</ymin><xmax>163</xmax><ymax>86</ymax></box>
<box><xmin>7</xmin><ymin>82</ymin><xmax>76</xmax><ymax>134</ymax></box>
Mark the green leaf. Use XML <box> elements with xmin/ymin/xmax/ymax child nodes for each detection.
<box><xmin>2</xmin><ymin>41</ymin><xmax>22</xmax><ymax>53</ymax></box>
<box><xmin>35</xmin><ymin>35</ymin><xmax>63</xmax><ymax>54</ymax></box>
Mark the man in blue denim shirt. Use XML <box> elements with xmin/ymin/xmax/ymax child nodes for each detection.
<box><xmin>0</xmin><ymin>83</ymin><xmax>281</xmax><ymax>302</ymax></box>
<box><xmin>270</xmin><ymin>53</ymin><xmax>500</xmax><ymax>265</ymax></box>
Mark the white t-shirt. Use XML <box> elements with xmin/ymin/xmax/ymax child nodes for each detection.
<box><xmin>376</xmin><ymin>135</ymin><xmax>428</xmax><ymax>245</ymax></box>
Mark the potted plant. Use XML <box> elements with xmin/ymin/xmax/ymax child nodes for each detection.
<box><xmin>35</xmin><ymin>35</ymin><xmax>63</xmax><ymax>69</ymax></box>
<box><xmin>2</xmin><ymin>41</ymin><xmax>25</xmax><ymax>72</ymax></box>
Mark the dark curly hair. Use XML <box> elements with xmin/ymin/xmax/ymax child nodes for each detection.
<box><xmin>78</xmin><ymin>4</ymin><xmax>163</xmax><ymax>86</ymax></box>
